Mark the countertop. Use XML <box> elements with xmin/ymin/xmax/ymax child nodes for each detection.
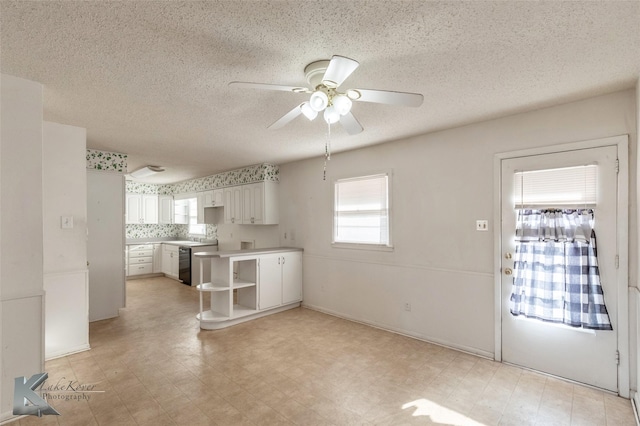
<box><xmin>194</xmin><ymin>247</ymin><xmax>302</xmax><ymax>258</ymax></box>
<box><xmin>126</xmin><ymin>239</ymin><xmax>218</xmax><ymax>247</ymax></box>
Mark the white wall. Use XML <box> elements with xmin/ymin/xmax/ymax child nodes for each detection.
<box><xmin>279</xmin><ymin>89</ymin><xmax>637</xmax><ymax>359</ymax></box>
<box><xmin>42</xmin><ymin>121</ymin><xmax>89</xmax><ymax>359</ymax></box>
<box><xmin>0</xmin><ymin>74</ymin><xmax>44</xmax><ymax>421</ymax></box>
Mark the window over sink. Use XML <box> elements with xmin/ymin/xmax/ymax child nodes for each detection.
<box><xmin>188</xmin><ymin>198</ymin><xmax>206</xmax><ymax>236</ymax></box>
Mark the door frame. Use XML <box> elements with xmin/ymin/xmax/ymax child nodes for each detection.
<box><xmin>493</xmin><ymin>134</ymin><xmax>629</xmax><ymax>396</ymax></box>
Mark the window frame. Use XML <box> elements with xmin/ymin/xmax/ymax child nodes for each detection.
<box><xmin>187</xmin><ymin>197</ymin><xmax>206</xmax><ymax>236</ymax></box>
<box><xmin>332</xmin><ymin>170</ymin><xmax>393</xmax><ymax>251</ymax></box>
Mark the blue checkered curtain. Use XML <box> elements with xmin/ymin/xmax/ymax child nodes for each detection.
<box><xmin>509</xmin><ymin>209</ymin><xmax>612</xmax><ymax>330</ymax></box>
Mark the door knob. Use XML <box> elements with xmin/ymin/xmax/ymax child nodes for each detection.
<box><xmin>504</xmin><ymin>268</ymin><xmax>513</xmax><ymax>275</ymax></box>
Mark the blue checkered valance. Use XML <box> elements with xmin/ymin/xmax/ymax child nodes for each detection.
<box><xmin>509</xmin><ymin>209</ymin><xmax>612</xmax><ymax>330</ymax></box>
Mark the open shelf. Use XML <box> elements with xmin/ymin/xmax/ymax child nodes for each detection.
<box><xmin>231</xmin><ymin>304</ymin><xmax>258</xmax><ymax>318</ymax></box>
<box><xmin>197</xmin><ymin>310</ymin><xmax>229</xmax><ymax>322</ymax></box>
<box><xmin>232</xmin><ymin>279</ymin><xmax>256</xmax><ymax>289</ymax></box>
<box><xmin>197</xmin><ymin>281</ymin><xmax>230</xmax><ymax>292</ymax></box>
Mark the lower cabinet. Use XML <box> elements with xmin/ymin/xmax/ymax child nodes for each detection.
<box><xmin>161</xmin><ymin>244</ymin><xmax>179</xmax><ymax>279</ymax></box>
<box><xmin>196</xmin><ymin>250</ymin><xmax>302</xmax><ymax>330</ymax></box>
<box><xmin>127</xmin><ymin>244</ymin><xmax>154</xmax><ymax>276</ymax></box>
<box><xmin>152</xmin><ymin>243</ymin><xmax>162</xmax><ymax>273</ymax></box>
<box><xmin>258</xmin><ymin>251</ymin><xmax>302</xmax><ymax>310</ymax></box>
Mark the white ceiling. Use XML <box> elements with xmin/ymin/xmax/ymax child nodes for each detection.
<box><xmin>1</xmin><ymin>1</ymin><xmax>639</xmax><ymax>184</ymax></box>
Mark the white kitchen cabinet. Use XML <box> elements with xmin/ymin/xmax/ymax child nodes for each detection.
<box><xmin>161</xmin><ymin>244</ymin><xmax>179</xmax><ymax>279</ymax></box>
<box><xmin>200</xmin><ymin>189</ymin><xmax>224</xmax><ymax>208</ymax></box>
<box><xmin>152</xmin><ymin>243</ymin><xmax>162</xmax><ymax>273</ymax></box>
<box><xmin>242</xmin><ymin>181</ymin><xmax>278</xmax><ymax>225</ymax></box>
<box><xmin>195</xmin><ymin>249</ymin><xmax>302</xmax><ymax>330</ymax></box>
<box><xmin>127</xmin><ymin>244</ymin><xmax>154</xmax><ymax>276</ymax></box>
<box><xmin>197</xmin><ymin>189</ymin><xmax>224</xmax><ymax>224</ymax></box>
<box><xmin>259</xmin><ymin>251</ymin><xmax>302</xmax><ymax>309</ymax></box>
<box><xmin>158</xmin><ymin>195</ymin><xmax>174</xmax><ymax>224</ymax></box>
<box><xmin>223</xmin><ymin>181</ymin><xmax>278</xmax><ymax>225</ymax></box>
<box><xmin>125</xmin><ymin>193</ymin><xmax>158</xmax><ymax>224</ymax></box>
<box><xmin>223</xmin><ymin>186</ymin><xmax>243</xmax><ymax>224</ymax></box>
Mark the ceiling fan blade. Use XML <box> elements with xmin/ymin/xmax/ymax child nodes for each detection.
<box><xmin>229</xmin><ymin>81</ymin><xmax>310</xmax><ymax>93</ymax></box>
<box><xmin>339</xmin><ymin>112</ymin><xmax>363</xmax><ymax>135</ymax></box>
<box><xmin>322</xmin><ymin>56</ymin><xmax>359</xmax><ymax>88</ymax></box>
<box><xmin>353</xmin><ymin>88</ymin><xmax>424</xmax><ymax>107</ymax></box>
<box><xmin>268</xmin><ymin>104</ymin><xmax>303</xmax><ymax>130</ymax></box>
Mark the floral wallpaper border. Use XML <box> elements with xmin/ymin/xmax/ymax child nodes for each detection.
<box><xmin>86</xmin><ymin>149</ymin><xmax>128</xmax><ymax>172</ymax></box>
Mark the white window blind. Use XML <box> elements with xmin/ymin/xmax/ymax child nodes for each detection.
<box><xmin>334</xmin><ymin>173</ymin><xmax>390</xmax><ymax>246</ymax></box>
<box><xmin>513</xmin><ymin>165</ymin><xmax>597</xmax><ymax>208</ymax></box>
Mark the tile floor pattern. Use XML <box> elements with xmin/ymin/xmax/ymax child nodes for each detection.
<box><xmin>16</xmin><ymin>277</ymin><xmax>636</xmax><ymax>426</ymax></box>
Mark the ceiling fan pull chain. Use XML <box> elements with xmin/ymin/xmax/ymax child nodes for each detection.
<box><xmin>323</xmin><ymin>122</ymin><xmax>332</xmax><ymax>181</ymax></box>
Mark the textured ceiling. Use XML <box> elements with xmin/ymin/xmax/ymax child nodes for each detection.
<box><xmin>1</xmin><ymin>1</ymin><xmax>639</xmax><ymax>183</ymax></box>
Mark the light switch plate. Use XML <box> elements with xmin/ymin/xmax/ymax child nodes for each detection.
<box><xmin>61</xmin><ymin>216</ymin><xmax>74</xmax><ymax>229</ymax></box>
<box><xmin>476</xmin><ymin>220</ymin><xmax>488</xmax><ymax>231</ymax></box>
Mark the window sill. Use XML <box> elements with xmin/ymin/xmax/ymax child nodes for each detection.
<box><xmin>331</xmin><ymin>242</ymin><xmax>394</xmax><ymax>252</ymax></box>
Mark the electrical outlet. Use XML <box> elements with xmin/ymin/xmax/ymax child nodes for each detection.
<box><xmin>476</xmin><ymin>220</ymin><xmax>489</xmax><ymax>231</ymax></box>
<box><xmin>404</xmin><ymin>302</ymin><xmax>411</xmax><ymax>312</ymax></box>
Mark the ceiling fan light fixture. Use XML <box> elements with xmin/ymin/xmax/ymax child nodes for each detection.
<box><xmin>332</xmin><ymin>94</ymin><xmax>352</xmax><ymax>116</ymax></box>
<box><xmin>309</xmin><ymin>90</ymin><xmax>328</xmax><ymax>111</ymax></box>
<box><xmin>323</xmin><ymin>106</ymin><xmax>340</xmax><ymax>124</ymax></box>
<box><xmin>129</xmin><ymin>165</ymin><xmax>165</xmax><ymax>179</ymax></box>
<box><xmin>346</xmin><ymin>89</ymin><xmax>361</xmax><ymax>100</ymax></box>
<box><xmin>300</xmin><ymin>102</ymin><xmax>317</xmax><ymax>120</ymax></box>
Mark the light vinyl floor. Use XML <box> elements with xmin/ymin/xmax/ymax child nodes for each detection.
<box><xmin>17</xmin><ymin>277</ymin><xmax>636</xmax><ymax>425</ymax></box>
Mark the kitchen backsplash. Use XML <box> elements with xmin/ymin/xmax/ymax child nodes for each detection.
<box><xmin>86</xmin><ymin>149</ymin><xmax>127</xmax><ymax>172</ymax></box>
<box><xmin>126</xmin><ymin>224</ymin><xmax>217</xmax><ymax>240</ymax></box>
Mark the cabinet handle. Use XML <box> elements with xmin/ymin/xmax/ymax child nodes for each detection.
<box><xmin>278</xmin><ymin>257</ymin><xmax>280</xmax><ymax>265</ymax></box>
<box><xmin>251</xmin><ymin>217</ymin><xmax>255</xmax><ymax>224</ymax></box>
<box><xmin>282</xmin><ymin>257</ymin><xmax>285</xmax><ymax>264</ymax></box>
<box><xmin>231</xmin><ymin>218</ymin><xmax>235</xmax><ymax>223</ymax></box>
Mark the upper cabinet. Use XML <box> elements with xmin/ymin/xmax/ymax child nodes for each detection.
<box><xmin>126</xmin><ymin>193</ymin><xmax>158</xmax><ymax>224</ymax></box>
<box><xmin>158</xmin><ymin>195</ymin><xmax>174</xmax><ymax>224</ymax></box>
<box><xmin>223</xmin><ymin>186</ymin><xmax>243</xmax><ymax>224</ymax></box>
<box><xmin>200</xmin><ymin>189</ymin><xmax>224</xmax><ymax>208</ymax></box>
<box><xmin>224</xmin><ymin>181</ymin><xmax>278</xmax><ymax>225</ymax></box>
<box><xmin>197</xmin><ymin>189</ymin><xmax>224</xmax><ymax>224</ymax></box>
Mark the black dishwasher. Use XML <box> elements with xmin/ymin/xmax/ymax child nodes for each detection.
<box><xmin>178</xmin><ymin>246</ymin><xmax>191</xmax><ymax>285</ymax></box>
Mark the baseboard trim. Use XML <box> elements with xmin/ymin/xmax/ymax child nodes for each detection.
<box><xmin>45</xmin><ymin>344</ymin><xmax>91</xmax><ymax>361</ymax></box>
<box><xmin>302</xmin><ymin>303</ymin><xmax>494</xmax><ymax>360</ymax></box>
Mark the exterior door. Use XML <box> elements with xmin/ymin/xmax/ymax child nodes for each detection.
<box><xmin>501</xmin><ymin>145</ymin><xmax>618</xmax><ymax>391</ymax></box>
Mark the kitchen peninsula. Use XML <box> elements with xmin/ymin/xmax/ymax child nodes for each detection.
<box><xmin>195</xmin><ymin>247</ymin><xmax>302</xmax><ymax>329</ymax></box>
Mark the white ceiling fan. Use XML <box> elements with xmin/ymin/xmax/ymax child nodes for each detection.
<box><xmin>229</xmin><ymin>55</ymin><xmax>424</xmax><ymax>135</ymax></box>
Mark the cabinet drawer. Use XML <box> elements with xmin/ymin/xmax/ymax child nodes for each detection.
<box><xmin>128</xmin><ymin>263</ymin><xmax>153</xmax><ymax>275</ymax></box>
<box><xmin>129</xmin><ymin>249</ymin><xmax>153</xmax><ymax>258</ymax></box>
<box><xmin>130</xmin><ymin>256</ymin><xmax>152</xmax><ymax>264</ymax></box>
<box><xmin>129</xmin><ymin>244</ymin><xmax>153</xmax><ymax>251</ymax></box>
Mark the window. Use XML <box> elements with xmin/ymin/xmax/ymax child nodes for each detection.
<box><xmin>333</xmin><ymin>172</ymin><xmax>391</xmax><ymax>248</ymax></box>
<box><xmin>187</xmin><ymin>198</ymin><xmax>205</xmax><ymax>235</ymax></box>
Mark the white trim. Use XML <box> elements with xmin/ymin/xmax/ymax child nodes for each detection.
<box><xmin>493</xmin><ymin>134</ymin><xmax>630</xmax><ymax>396</ymax></box>
<box><xmin>302</xmin><ymin>304</ymin><xmax>495</xmax><ymax>359</ymax></box>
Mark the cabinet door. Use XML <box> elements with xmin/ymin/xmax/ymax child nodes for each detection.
<box><xmin>152</xmin><ymin>244</ymin><xmax>162</xmax><ymax>273</ymax></box>
<box><xmin>171</xmin><ymin>251</ymin><xmax>179</xmax><ymax>277</ymax></box>
<box><xmin>142</xmin><ymin>195</ymin><xmax>158</xmax><ymax>224</ymax></box>
<box><xmin>232</xmin><ymin>186</ymin><xmax>243</xmax><ymax>223</ymax></box>
<box><xmin>242</xmin><ymin>185</ymin><xmax>253</xmax><ymax>224</ymax></box>
<box><xmin>158</xmin><ymin>195</ymin><xmax>173</xmax><ymax>224</ymax></box>
<box><xmin>259</xmin><ymin>255</ymin><xmax>282</xmax><ymax>310</ymax></box>
<box><xmin>125</xmin><ymin>193</ymin><xmax>142</xmax><ymax>224</ymax></box>
<box><xmin>212</xmin><ymin>189</ymin><xmax>224</xmax><ymax>207</ymax></box>
<box><xmin>223</xmin><ymin>188</ymin><xmax>234</xmax><ymax>223</ymax></box>
<box><xmin>203</xmin><ymin>190</ymin><xmax>214</xmax><ymax>207</ymax></box>
<box><xmin>251</xmin><ymin>183</ymin><xmax>264</xmax><ymax>224</ymax></box>
<box><xmin>282</xmin><ymin>252</ymin><xmax>302</xmax><ymax>304</ymax></box>
<box><xmin>161</xmin><ymin>246</ymin><xmax>172</xmax><ymax>275</ymax></box>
